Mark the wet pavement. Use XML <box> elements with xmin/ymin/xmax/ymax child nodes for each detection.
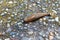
<box><xmin>0</xmin><ymin>0</ymin><xmax>60</xmax><ymax>40</ymax></box>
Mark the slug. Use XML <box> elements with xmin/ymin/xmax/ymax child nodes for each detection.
<box><xmin>23</xmin><ymin>13</ymin><xmax>50</xmax><ymax>23</ymax></box>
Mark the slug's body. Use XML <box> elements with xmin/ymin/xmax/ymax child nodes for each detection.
<box><xmin>24</xmin><ymin>13</ymin><xmax>50</xmax><ymax>23</ymax></box>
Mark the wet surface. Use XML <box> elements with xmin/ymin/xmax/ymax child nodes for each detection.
<box><xmin>0</xmin><ymin>0</ymin><xmax>60</xmax><ymax>40</ymax></box>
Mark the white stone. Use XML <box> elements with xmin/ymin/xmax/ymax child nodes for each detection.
<box><xmin>8</xmin><ymin>17</ymin><xmax>11</xmax><ymax>19</ymax></box>
<box><xmin>56</xmin><ymin>4</ymin><xmax>59</xmax><ymax>7</ymax></box>
<box><xmin>48</xmin><ymin>19</ymin><xmax>55</xmax><ymax>22</ymax></box>
<box><xmin>12</xmin><ymin>35</ymin><xmax>15</xmax><ymax>37</ymax></box>
<box><xmin>15</xmin><ymin>13</ymin><xmax>17</xmax><ymax>15</ymax></box>
<box><xmin>40</xmin><ymin>18</ymin><xmax>43</xmax><ymax>21</ymax></box>
<box><xmin>14</xmin><ymin>1</ymin><xmax>17</xmax><ymax>3</ymax></box>
<box><xmin>27</xmin><ymin>31</ymin><xmax>33</xmax><ymax>35</ymax></box>
<box><xmin>43</xmin><ymin>18</ymin><xmax>46</xmax><ymax>20</ymax></box>
<box><xmin>0</xmin><ymin>39</ymin><xmax>2</xmax><ymax>40</ymax></box>
<box><xmin>7</xmin><ymin>20</ymin><xmax>11</xmax><ymax>22</ymax></box>
<box><xmin>29</xmin><ymin>38</ymin><xmax>33</xmax><ymax>40</ymax></box>
<box><xmin>19</xmin><ymin>26</ymin><xmax>22</xmax><ymax>27</ymax></box>
<box><xmin>0</xmin><ymin>1</ymin><xmax>3</xmax><ymax>4</ymax></box>
<box><xmin>20</xmin><ymin>34</ymin><xmax>24</xmax><ymax>37</ymax></box>
<box><xmin>6</xmin><ymin>8</ymin><xmax>8</xmax><ymax>11</ymax></box>
<box><xmin>56</xmin><ymin>35</ymin><xmax>60</xmax><ymax>39</ymax></box>
<box><xmin>25</xmin><ymin>24</ymin><xmax>28</xmax><ymax>26</ymax></box>
<box><xmin>6</xmin><ymin>28</ymin><xmax>12</xmax><ymax>32</ymax></box>
<box><xmin>55</xmin><ymin>17</ymin><xmax>59</xmax><ymax>22</ymax></box>
<box><xmin>17</xmin><ymin>22</ymin><xmax>22</xmax><ymax>25</ymax></box>
<box><xmin>42</xmin><ymin>8</ymin><xmax>46</xmax><ymax>10</ymax></box>
<box><xmin>7</xmin><ymin>23</ymin><xmax>10</xmax><ymax>27</ymax></box>
<box><xmin>24</xmin><ymin>27</ymin><xmax>27</xmax><ymax>29</ymax></box>
<box><xmin>33</xmin><ymin>3</ymin><xmax>36</xmax><ymax>6</ymax></box>
<box><xmin>55</xmin><ymin>32</ymin><xmax>58</xmax><ymax>36</ymax></box>
<box><xmin>8</xmin><ymin>1</ymin><xmax>13</xmax><ymax>4</ymax></box>
<box><xmin>39</xmin><ymin>0</ymin><xmax>41</xmax><ymax>1</ymax></box>
<box><xmin>29</xmin><ymin>5</ymin><xmax>32</xmax><ymax>8</ymax></box>
<box><xmin>1</xmin><ymin>13</ymin><xmax>4</xmax><ymax>16</ymax></box>
<box><xmin>4</xmin><ymin>12</ymin><xmax>7</xmax><ymax>14</ymax></box>
<box><xmin>5</xmin><ymin>38</ymin><xmax>10</xmax><ymax>40</ymax></box>
<box><xmin>52</xmin><ymin>4</ymin><xmax>55</xmax><ymax>6</ymax></box>
<box><xmin>2</xmin><ymin>32</ymin><xmax>5</xmax><ymax>35</ymax></box>
<box><xmin>52</xmin><ymin>10</ymin><xmax>57</xmax><ymax>14</ymax></box>
<box><xmin>52</xmin><ymin>25</ymin><xmax>54</xmax><ymax>27</ymax></box>
<box><xmin>0</xmin><ymin>20</ymin><xmax>3</xmax><ymax>23</ymax></box>
<box><xmin>49</xmin><ymin>36</ymin><xmax>54</xmax><ymax>40</ymax></box>
<box><xmin>11</xmin><ymin>15</ymin><xmax>14</xmax><ymax>17</ymax></box>
<box><xmin>43</xmin><ymin>22</ymin><xmax>46</xmax><ymax>25</ymax></box>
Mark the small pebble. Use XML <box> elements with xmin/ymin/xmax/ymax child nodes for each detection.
<box><xmin>55</xmin><ymin>17</ymin><xmax>59</xmax><ymax>22</ymax></box>
<box><xmin>0</xmin><ymin>32</ymin><xmax>3</xmax><ymax>36</ymax></box>
<box><xmin>6</xmin><ymin>27</ymin><xmax>12</xmax><ymax>32</ymax></box>
<box><xmin>0</xmin><ymin>39</ymin><xmax>2</xmax><ymax>40</ymax></box>
<box><xmin>12</xmin><ymin>35</ymin><xmax>15</xmax><ymax>37</ymax></box>
<box><xmin>11</xmin><ymin>38</ymin><xmax>19</xmax><ymax>40</ymax></box>
<box><xmin>8</xmin><ymin>1</ymin><xmax>13</xmax><ymax>4</ymax></box>
<box><xmin>6</xmin><ymin>8</ymin><xmax>9</xmax><ymax>11</ymax></box>
<box><xmin>39</xmin><ymin>36</ymin><xmax>44</xmax><ymax>40</ymax></box>
<box><xmin>5</xmin><ymin>38</ymin><xmax>10</xmax><ymax>40</ymax></box>
<box><xmin>21</xmin><ymin>37</ymin><xmax>29</xmax><ymax>40</ymax></box>
<box><xmin>7</xmin><ymin>23</ymin><xmax>10</xmax><ymax>27</ymax></box>
<box><xmin>27</xmin><ymin>30</ymin><xmax>34</xmax><ymax>35</ymax></box>
<box><xmin>48</xmin><ymin>32</ymin><xmax>54</xmax><ymax>40</ymax></box>
<box><xmin>52</xmin><ymin>10</ymin><xmax>57</xmax><ymax>14</ymax></box>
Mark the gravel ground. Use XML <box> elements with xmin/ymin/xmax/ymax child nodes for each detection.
<box><xmin>0</xmin><ymin>0</ymin><xmax>60</xmax><ymax>40</ymax></box>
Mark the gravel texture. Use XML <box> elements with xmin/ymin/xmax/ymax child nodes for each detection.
<box><xmin>0</xmin><ymin>0</ymin><xmax>60</xmax><ymax>40</ymax></box>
